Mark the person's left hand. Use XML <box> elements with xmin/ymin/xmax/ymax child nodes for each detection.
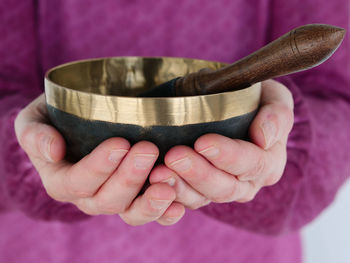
<box><xmin>149</xmin><ymin>80</ymin><xmax>294</xmax><ymax>221</ymax></box>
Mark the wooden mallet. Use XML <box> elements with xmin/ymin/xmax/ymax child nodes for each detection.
<box><xmin>140</xmin><ymin>24</ymin><xmax>345</xmax><ymax>97</ymax></box>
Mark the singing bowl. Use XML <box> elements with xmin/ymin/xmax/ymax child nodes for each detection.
<box><xmin>45</xmin><ymin>57</ymin><xmax>261</xmax><ymax>162</ymax></box>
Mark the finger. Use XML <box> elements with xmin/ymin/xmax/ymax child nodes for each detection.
<box><xmin>14</xmin><ymin>95</ymin><xmax>70</xmax><ymax>201</ymax></box>
<box><xmin>15</xmin><ymin>95</ymin><xmax>66</xmax><ymax>163</ymax></box>
<box><xmin>33</xmin><ymin>137</ymin><xmax>130</xmax><ymax>203</ymax></box>
<box><xmin>235</xmin><ymin>142</ymin><xmax>287</xmax><ymax>200</ymax></box>
<box><xmin>194</xmin><ymin>134</ymin><xmax>271</xmax><ymax>181</ymax></box>
<box><xmin>85</xmin><ymin>141</ymin><xmax>159</xmax><ymax>214</ymax></box>
<box><xmin>149</xmin><ymin>165</ymin><xmax>210</xmax><ymax>209</ymax></box>
<box><xmin>164</xmin><ymin>146</ymin><xmax>253</xmax><ymax>203</ymax></box>
<box><xmin>156</xmin><ymin>202</ymin><xmax>186</xmax><ymax>226</ymax></box>
<box><xmin>249</xmin><ymin>80</ymin><xmax>294</xmax><ymax>149</ymax></box>
<box><xmin>260</xmin><ymin>141</ymin><xmax>287</xmax><ymax>186</ymax></box>
<box><xmin>118</xmin><ymin>184</ymin><xmax>176</xmax><ymax>225</ymax></box>
<box><xmin>63</xmin><ymin>137</ymin><xmax>130</xmax><ymax>198</ymax></box>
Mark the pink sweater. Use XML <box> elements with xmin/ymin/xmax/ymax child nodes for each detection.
<box><xmin>0</xmin><ymin>1</ymin><xmax>349</xmax><ymax>262</ymax></box>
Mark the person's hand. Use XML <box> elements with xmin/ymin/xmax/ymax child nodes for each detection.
<box><xmin>14</xmin><ymin>94</ymin><xmax>185</xmax><ymax>225</ymax></box>
<box><xmin>149</xmin><ymin>80</ymin><xmax>294</xmax><ymax>209</ymax></box>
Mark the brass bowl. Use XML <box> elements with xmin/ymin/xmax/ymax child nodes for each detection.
<box><xmin>45</xmin><ymin>57</ymin><xmax>261</xmax><ymax>162</ymax></box>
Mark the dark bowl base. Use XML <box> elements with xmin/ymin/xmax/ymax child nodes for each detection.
<box><xmin>47</xmin><ymin>104</ymin><xmax>257</xmax><ymax>163</ymax></box>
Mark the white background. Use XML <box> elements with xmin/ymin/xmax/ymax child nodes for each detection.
<box><xmin>302</xmin><ymin>178</ymin><xmax>350</xmax><ymax>263</ymax></box>
<box><xmin>302</xmin><ymin>15</ymin><xmax>350</xmax><ymax>262</ymax></box>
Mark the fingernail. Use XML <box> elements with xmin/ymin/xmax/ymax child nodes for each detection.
<box><xmin>261</xmin><ymin>119</ymin><xmax>276</xmax><ymax>149</ymax></box>
<box><xmin>149</xmin><ymin>199</ymin><xmax>171</xmax><ymax>210</ymax></box>
<box><xmin>169</xmin><ymin>157</ymin><xmax>192</xmax><ymax>172</ymax></box>
<box><xmin>162</xmin><ymin>177</ymin><xmax>176</xmax><ymax>187</ymax></box>
<box><xmin>39</xmin><ymin>135</ymin><xmax>53</xmax><ymax>161</ymax></box>
<box><xmin>108</xmin><ymin>149</ymin><xmax>128</xmax><ymax>164</ymax></box>
<box><xmin>199</xmin><ymin>146</ymin><xmax>219</xmax><ymax>158</ymax></box>
<box><xmin>134</xmin><ymin>154</ymin><xmax>157</xmax><ymax>169</ymax></box>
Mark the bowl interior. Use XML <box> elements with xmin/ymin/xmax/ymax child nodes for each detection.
<box><xmin>47</xmin><ymin>56</ymin><xmax>226</xmax><ymax>97</ymax></box>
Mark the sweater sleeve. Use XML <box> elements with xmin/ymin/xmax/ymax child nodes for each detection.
<box><xmin>200</xmin><ymin>0</ymin><xmax>350</xmax><ymax>235</ymax></box>
<box><xmin>0</xmin><ymin>1</ymin><xmax>88</xmax><ymax>222</ymax></box>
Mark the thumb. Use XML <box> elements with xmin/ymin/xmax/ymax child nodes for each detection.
<box><xmin>249</xmin><ymin>80</ymin><xmax>294</xmax><ymax>149</ymax></box>
<box><xmin>14</xmin><ymin>94</ymin><xmax>66</xmax><ymax>163</ymax></box>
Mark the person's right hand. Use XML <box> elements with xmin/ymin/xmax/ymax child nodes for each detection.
<box><xmin>14</xmin><ymin>94</ymin><xmax>185</xmax><ymax>226</ymax></box>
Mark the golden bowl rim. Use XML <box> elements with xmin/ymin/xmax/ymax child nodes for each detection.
<box><xmin>44</xmin><ymin>56</ymin><xmax>261</xmax><ymax>126</ymax></box>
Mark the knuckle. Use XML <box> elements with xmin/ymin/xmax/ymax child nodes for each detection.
<box><xmin>86</xmin><ymin>165</ymin><xmax>109</xmax><ymax>179</ymax></box>
<box><xmin>94</xmin><ymin>196</ymin><xmax>128</xmax><ymax>215</ymax></box>
<box><xmin>224</xmin><ymin>157</ymin><xmax>239</xmax><ymax>173</ymax></box>
<box><xmin>196</xmin><ymin>171</ymin><xmax>210</xmax><ymax>183</ymax></box>
<box><xmin>211</xmin><ymin>184</ymin><xmax>238</xmax><ymax>203</ymax></box>
<box><xmin>66</xmin><ymin>185</ymin><xmax>91</xmax><ymax>198</ymax></box>
<box><xmin>73</xmin><ymin>190</ymin><xmax>92</xmax><ymax>199</ymax></box>
<box><xmin>121</xmin><ymin>176</ymin><xmax>143</xmax><ymax>189</ymax></box>
<box><xmin>76</xmin><ymin>156</ymin><xmax>111</xmax><ymax>180</ymax></box>
<box><xmin>243</xmin><ymin>155</ymin><xmax>266</xmax><ymax>179</ymax></box>
<box><xmin>238</xmin><ymin>173</ymin><xmax>255</xmax><ymax>182</ymax></box>
<box><xmin>255</xmin><ymin>155</ymin><xmax>266</xmax><ymax>175</ymax></box>
<box><xmin>63</xmin><ymin>176</ymin><xmax>93</xmax><ymax>198</ymax></box>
